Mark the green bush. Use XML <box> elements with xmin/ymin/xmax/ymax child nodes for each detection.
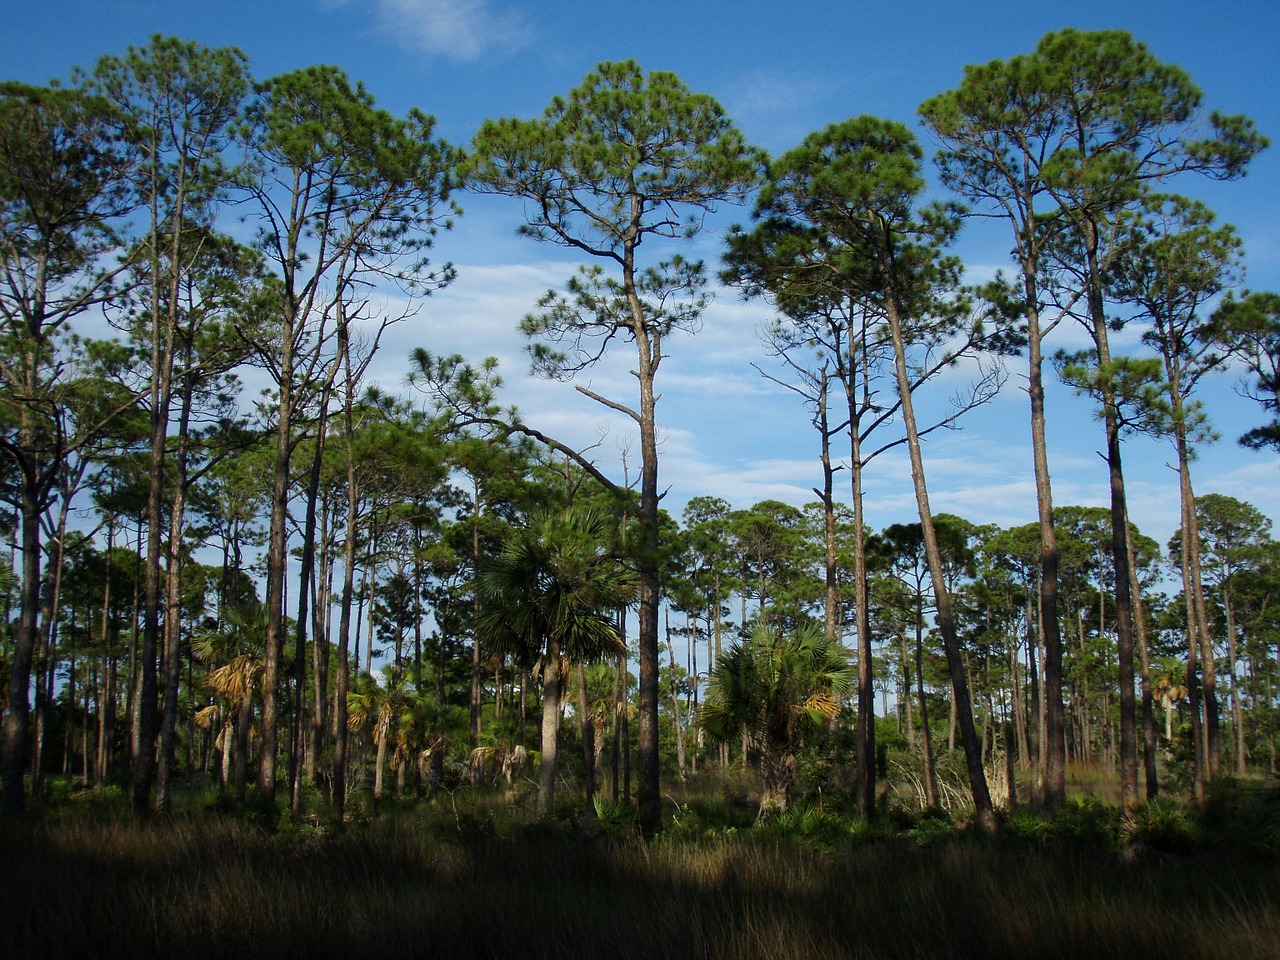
<box><xmin>1122</xmin><ymin>797</ymin><xmax>1199</xmax><ymax>855</ymax></box>
<box><xmin>592</xmin><ymin>795</ymin><xmax>640</xmax><ymax>840</ymax></box>
<box><xmin>903</xmin><ymin>815</ymin><xmax>957</xmax><ymax>846</ymax></box>
<box><xmin>1050</xmin><ymin>795</ymin><xmax>1123</xmax><ymax>849</ymax></box>
<box><xmin>756</xmin><ymin>801</ymin><xmax>847</xmax><ymax>847</ymax></box>
<box><xmin>1002</xmin><ymin>809</ymin><xmax>1054</xmax><ymax>846</ymax></box>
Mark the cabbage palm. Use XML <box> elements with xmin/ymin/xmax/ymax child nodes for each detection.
<box><xmin>346</xmin><ymin>666</ymin><xmax>418</xmax><ymax>806</ymax></box>
<box><xmin>1152</xmin><ymin>659</ymin><xmax>1190</xmax><ymax>743</ymax></box>
<box><xmin>700</xmin><ymin>622</ymin><xmax>852</xmax><ymax>821</ymax></box>
<box><xmin>192</xmin><ymin>603</ymin><xmax>267</xmax><ymax>805</ymax></box>
<box><xmin>476</xmin><ymin>506</ymin><xmax>635</xmax><ymax>815</ymax></box>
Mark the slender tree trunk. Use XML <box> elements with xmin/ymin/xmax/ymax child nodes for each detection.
<box><xmin>666</xmin><ymin>612</ymin><xmax>686</xmax><ymax>782</ymax></box>
<box><xmin>1223</xmin><ymin>586</ymin><xmax>1245</xmax><ymax>775</ymax></box>
<box><xmin>332</xmin><ymin>381</ymin><xmax>358</xmax><ymax>825</ymax></box>
<box><xmin>259</xmin><ymin>338</ymin><xmax>295</xmax><ymax>809</ymax></box>
<box><xmin>538</xmin><ymin>640</ymin><xmax>562</xmax><ymax>815</ymax></box>
<box><xmin>575</xmin><ymin>661</ymin><xmax>596</xmax><ymax>814</ymax></box>
<box><xmin>290</xmin><ymin>364</ymin><xmax>337</xmax><ymax>815</ymax></box>
<box><xmin>373</xmin><ymin>723</ymin><xmax>387</xmax><ymax>808</ymax></box>
<box><xmin>611</xmin><ymin>636</ymin><xmax>622</xmax><ymax>802</ymax></box>
<box><xmin>815</xmin><ymin>367</ymin><xmax>839</xmax><ymax>642</ymax></box>
<box><xmin>2</xmin><ymin>476</ymin><xmax>44</xmax><ymax>812</ymax></box>
<box><xmin>1082</xmin><ymin>239</ymin><xmax>1139</xmax><ymax>807</ymax></box>
<box><xmin>1022</xmin><ymin>280</ymin><xmax>1066</xmax><ymax>811</ymax></box>
<box><xmin>900</xmin><ymin>633</ymin><xmax>914</xmax><ymax>740</ymax></box>
<box><xmin>1182</xmin><ymin>473</ymin><xmax>1221</xmax><ymax>779</ymax></box>
<box><xmin>915</xmin><ymin>616</ymin><xmax>938</xmax><ymax>809</ymax></box>
<box><xmin>470</xmin><ymin>482</ymin><xmax>484</xmax><ymax>786</ymax></box>
<box><xmin>618</xmin><ymin>256</ymin><xmax>663</xmax><ymax>835</ymax></box>
<box><xmin>34</xmin><ymin>490</ymin><xmax>75</xmax><ymax>798</ymax></box>
<box><xmin>1122</xmin><ymin>505</ymin><xmax>1159</xmax><ymax>800</ymax></box>
<box><xmin>155</xmin><ymin>362</ymin><xmax>202</xmax><ymax>811</ymax></box>
<box><xmin>1025</xmin><ymin>593</ymin><xmax>1042</xmax><ymax>778</ymax></box>
<box><xmin>233</xmin><ymin>681</ymin><xmax>252</xmax><ymax>807</ymax></box>
<box><xmin>847</xmin><ymin>348</ymin><xmax>876</xmax><ymax>819</ymax></box>
<box><xmin>884</xmin><ymin>293</ymin><xmax>995</xmax><ymax>833</ymax></box>
<box><xmin>96</xmin><ymin>530</ymin><xmax>115</xmax><ymax>787</ymax></box>
<box><xmin>988</xmin><ymin>170</ymin><xmax>1069</xmax><ymax>809</ymax></box>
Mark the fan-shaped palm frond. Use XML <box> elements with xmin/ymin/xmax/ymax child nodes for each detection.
<box><xmin>475</xmin><ymin>505</ymin><xmax>635</xmax><ymax>664</ymax></box>
<box><xmin>474</xmin><ymin>505</ymin><xmax>636</xmax><ymax>814</ymax></box>
<box><xmin>701</xmin><ymin>621</ymin><xmax>852</xmax><ymax>820</ymax></box>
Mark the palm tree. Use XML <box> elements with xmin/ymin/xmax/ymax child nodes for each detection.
<box><xmin>1152</xmin><ymin>659</ymin><xmax>1190</xmax><ymax>744</ymax></box>
<box><xmin>192</xmin><ymin>603</ymin><xmax>267</xmax><ymax>806</ymax></box>
<box><xmin>470</xmin><ymin>713</ymin><xmax>532</xmax><ymax>801</ymax></box>
<box><xmin>346</xmin><ymin>666</ymin><xmax>421</xmax><ymax>808</ymax></box>
<box><xmin>476</xmin><ymin>506</ymin><xmax>636</xmax><ymax>815</ymax></box>
<box><xmin>700</xmin><ymin>621</ymin><xmax>853</xmax><ymax>822</ymax></box>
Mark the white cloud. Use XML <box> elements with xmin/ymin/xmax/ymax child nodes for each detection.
<box><xmin>360</xmin><ymin>0</ymin><xmax>533</xmax><ymax>62</ymax></box>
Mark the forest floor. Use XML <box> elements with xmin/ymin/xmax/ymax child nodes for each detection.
<box><xmin>2</xmin><ymin>778</ymin><xmax>1278</xmax><ymax>959</ymax></box>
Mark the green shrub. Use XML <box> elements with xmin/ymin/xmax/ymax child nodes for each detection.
<box><xmin>903</xmin><ymin>815</ymin><xmax>957</xmax><ymax>846</ymax></box>
<box><xmin>592</xmin><ymin>795</ymin><xmax>640</xmax><ymax>840</ymax></box>
<box><xmin>1122</xmin><ymin>797</ymin><xmax>1199</xmax><ymax>854</ymax></box>
<box><xmin>1002</xmin><ymin>809</ymin><xmax>1054</xmax><ymax>846</ymax></box>
<box><xmin>1050</xmin><ymin>795</ymin><xmax>1123</xmax><ymax>849</ymax></box>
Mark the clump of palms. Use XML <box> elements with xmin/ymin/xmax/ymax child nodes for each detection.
<box><xmin>191</xmin><ymin>602</ymin><xmax>269</xmax><ymax>805</ymax></box>
<box><xmin>470</xmin><ymin>739</ymin><xmax>530</xmax><ymax>799</ymax></box>
<box><xmin>346</xmin><ymin>669</ymin><xmax>401</xmax><ymax>806</ymax></box>
<box><xmin>347</xmin><ymin>665</ymin><xmax>457</xmax><ymax>806</ymax></box>
<box><xmin>700</xmin><ymin>621</ymin><xmax>852</xmax><ymax>821</ymax></box>
<box><xmin>475</xmin><ymin>506</ymin><xmax>636</xmax><ymax>815</ymax></box>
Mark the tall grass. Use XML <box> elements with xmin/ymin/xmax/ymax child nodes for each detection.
<box><xmin>3</xmin><ymin>804</ymin><xmax>1278</xmax><ymax>960</ymax></box>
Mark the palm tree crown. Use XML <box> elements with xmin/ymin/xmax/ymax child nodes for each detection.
<box><xmin>475</xmin><ymin>505</ymin><xmax>636</xmax><ymax>814</ymax></box>
<box><xmin>701</xmin><ymin>621</ymin><xmax>852</xmax><ymax>819</ymax></box>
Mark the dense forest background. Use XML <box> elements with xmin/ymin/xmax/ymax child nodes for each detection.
<box><xmin>2</xmin><ymin>26</ymin><xmax>1279</xmax><ymax>841</ymax></box>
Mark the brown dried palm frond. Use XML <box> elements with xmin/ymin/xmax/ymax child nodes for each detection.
<box><xmin>194</xmin><ymin>704</ymin><xmax>222</xmax><ymax>731</ymax></box>
<box><xmin>204</xmin><ymin>654</ymin><xmax>258</xmax><ymax>703</ymax></box>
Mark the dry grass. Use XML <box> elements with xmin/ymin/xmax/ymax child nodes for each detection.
<box><xmin>3</xmin><ymin>803</ymin><xmax>1278</xmax><ymax>960</ymax></box>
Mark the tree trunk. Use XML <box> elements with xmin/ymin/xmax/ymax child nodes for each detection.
<box><xmin>259</xmin><ymin>339</ymin><xmax>294</xmax><ymax>810</ymax></box>
<box><xmin>1183</xmin><ymin>477</ymin><xmax>1221</xmax><ymax>779</ymax></box>
<box><xmin>331</xmin><ymin>317</ymin><xmax>362</xmax><ymax>827</ymax></box>
<box><xmin>1223</xmin><ymin>586</ymin><xmax>1245</xmax><ymax>775</ymax></box>
<box><xmin>666</xmin><ymin>615</ymin><xmax>686</xmax><ymax>782</ymax></box>
<box><xmin>155</xmin><ymin>358</ymin><xmax>203</xmax><ymax>811</ymax></box>
<box><xmin>470</xmin><ymin>482</ymin><xmax>484</xmax><ymax>786</ymax></box>
<box><xmin>756</xmin><ymin>741</ymin><xmax>794</xmax><ymax>823</ymax></box>
<box><xmin>914</xmin><ymin>613</ymin><xmax>937</xmax><ymax>809</ymax></box>
<box><xmin>900</xmin><ymin>633</ymin><xmax>914</xmax><ymax>740</ymax></box>
<box><xmin>610</xmin><ymin>641</ymin><xmax>622</xmax><ymax>803</ymax></box>
<box><xmin>575</xmin><ymin>661</ymin><xmax>596</xmax><ymax>815</ymax></box>
<box><xmin>538</xmin><ymin>641</ymin><xmax>562</xmax><ymax>816</ymax></box>
<box><xmin>233</xmin><ymin>684</ymin><xmax>252</xmax><ymax>807</ymax></box>
<box><xmin>1022</xmin><ymin>271</ymin><xmax>1066</xmax><ymax>812</ymax></box>
<box><xmin>2</xmin><ymin>480</ymin><xmax>43</xmax><ymax>812</ymax></box>
<box><xmin>1125</xmin><ymin>510</ymin><xmax>1159</xmax><ymax>800</ymax></box>
<box><xmin>1082</xmin><ymin>234</ymin><xmax>1139</xmax><ymax>807</ymax></box>
<box><xmin>290</xmin><ymin>368</ymin><xmax>337</xmax><ymax>815</ymax></box>
<box><xmin>847</xmin><ymin>347</ymin><xmax>876</xmax><ymax>819</ymax></box>
<box><xmin>884</xmin><ymin>292</ymin><xmax>995</xmax><ymax>833</ymax></box>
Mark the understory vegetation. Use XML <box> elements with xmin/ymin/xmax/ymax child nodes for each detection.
<box><xmin>4</xmin><ymin>778</ymin><xmax>1278</xmax><ymax>960</ymax></box>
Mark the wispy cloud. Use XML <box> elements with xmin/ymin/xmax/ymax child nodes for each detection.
<box><xmin>353</xmin><ymin>0</ymin><xmax>533</xmax><ymax>62</ymax></box>
<box><xmin>718</xmin><ymin>70</ymin><xmax>840</xmax><ymax>152</ymax></box>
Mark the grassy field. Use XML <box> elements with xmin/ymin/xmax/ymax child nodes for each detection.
<box><xmin>3</xmin><ymin>783</ymin><xmax>1278</xmax><ymax>959</ymax></box>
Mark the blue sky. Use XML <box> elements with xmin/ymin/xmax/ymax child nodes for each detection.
<box><xmin>5</xmin><ymin>0</ymin><xmax>1280</xmax><ymax>553</ymax></box>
